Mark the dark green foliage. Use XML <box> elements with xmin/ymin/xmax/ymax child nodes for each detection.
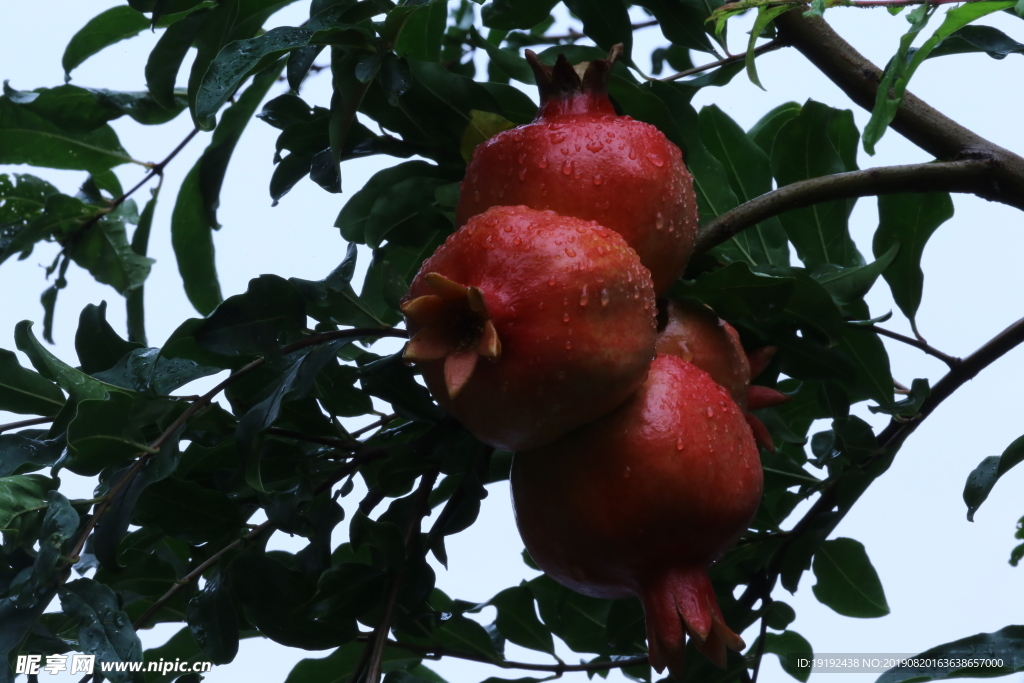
<box><xmin>0</xmin><ymin>3</ymin><xmax>1014</xmax><ymax>683</ymax></box>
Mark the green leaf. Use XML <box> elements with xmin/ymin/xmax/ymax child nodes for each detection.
<box><xmin>62</xmin><ymin>7</ymin><xmax>151</xmax><ymax>81</ymax></box>
<box><xmin>359</xmin><ymin>352</ymin><xmax>444</xmax><ymax>423</ymax></box>
<box><xmin>286</xmin><ymin>641</ymin><xmax>424</xmax><ymax>683</ymax></box>
<box><xmin>66</xmin><ymin>202</ymin><xmax>155</xmax><ymax>296</ymax></box>
<box><xmin>811</xmin><ymin>242</ymin><xmax>899</xmax><ymax>306</ymax></box>
<box><xmin>75</xmin><ymin>305</ymin><xmax>146</xmax><ymax>380</ymax></box>
<box><xmin>924</xmin><ymin>24</ymin><xmax>1024</xmax><ymax>60</ymax></box>
<box><xmin>146</xmin><ymin>8</ymin><xmax>209</xmax><ymax>110</ymax></box>
<box><xmin>194</xmin><ymin>274</ymin><xmax>306</xmax><ymax>356</ymax></box>
<box><xmin>771</xmin><ymin>100</ymin><xmax>862</xmax><ymax>267</ymax></box>
<box><xmin>92</xmin><ymin>434</ymin><xmax>181</xmax><ymax>569</ymax></box>
<box><xmin>0</xmin><ymin>474</ymin><xmax>53</xmax><ymax>530</ymax></box>
<box><xmin>761</xmin><ymin>630</ymin><xmax>813</xmax><ymax>682</ymax></box>
<box><xmin>15</xmin><ymin>321</ymin><xmax>113</xmax><ymax>401</ymax></box>
<box><xmin>963</xmin><ymin>434</ymin><xmax>1024</xmax><ymax>521</ymax></box>
<box><xmin>395</xmin><ymin>2</ymin><xmax>448</xmax><ymax>62</ymax></box>
<box><xmin>811</xmin><ymin>537</ymin><xmax>889</xmax><ymax>618</ymax></box>
<box><xmin>2</xmin><ymin>83</ymin><xmax>186</xmax><ymax>132</ymax></box>
<box><xmin>563</xmin><ymin>0</ymin><xmax>633</xmax><ymax>57</ymax></box>
<box><xmin>490</xmin><ymin>585</ymin><xmax>555</xmax><ymax>654</ymax></box>
<box><xmin>127</xmin><ymin>189</ymin><xmax>158</xmax><ymax>345</ymax></box>
<box><xmin>173</xmin><ymin>62</ymin><xmax>283</xmax><ymax>315</ymax></box>
<box><xmin>873</xmin><ymin>192</ymin><xmax>954</xmax><ymax>328</ymax></box>
<box><xmin>863</xmin><ymin>1</ymin><xmax>1014</xmax><ymax>153</ymax></box>
<box><xmin>0</xmin><ymin>432</ymin><xmax>66</xmax><ymax>477</ymax></box>
<box><xmin>186</xmin><ymin>572</ymin><xmax>240</xmax><ymax>664</ymax></box>
<box><xmin>59</xmin><ymin>578</ymin><xmax>144</xmax><ymax>683</ymax></box>
<box><xmin>748</xmin><ymin>101</ymin><xmax>802</xmax><ymax>155</ymax></box>
<box><xmin>94</xmin><ymin>347</ymin><xmax>222</xmax><ymax>395</ymax></box>
<box><xmin>876</xmin><ymin>625</ymin><xmax>1024</xmax><ymax>682</ymax></box>
<box><xmin>699</xmin><ymin>104</ymin><xmax>789</xmax><ymax>267</ymax></box>
<box><xmin>336</xmin><ymin>160</ymin><xmax>450</xmax><ymax>244</ymax></box>
<box><xmin>460</xmin><ymin>109</ymin><xmax>516</xmax><ymax>163</ymax></box>
<box><xmin>746</xmin><ymin>6</ymin><xmax>791</xmax><ymax>89</ymax></box>
<box><xmin>635</xmin><ymin>0</ymin><xmax>718</xmax><ymax>53</ymax></box>
<box><xmin>481</xmin><ymin>0</ymin><xmax>560</xmax><ymax>30</ymax></box>
<box><xmin>0</xmin><ymin>97</ymin><xmax>134</xmax><ymax>173</ymax></box>
<box><xmin>66</xmin><ymin>393</ymin><xmax>161</xmax><ymax>476</ymax></box>
<box><xmin>291</xmin><ymin>245</ymin><xmax>389</xmax><ymax>329</ymax></box>
<box><xmin>0</xmin><ymin>348</ymin><xmax>65</xmax><ymax>416</ymax></box>
<box><xmin>835</xmin><ymin>322</ymin><xmax>894</xmax><ymax>407</ymax></box>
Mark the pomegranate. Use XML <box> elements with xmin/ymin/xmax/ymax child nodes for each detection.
<box><xmin>401</xmin><ymin>205</ymin><xmax>657</xmax><ymax>451</ymax></box>
<box><xmin>456</xmin><ymin>46</ymin><xmax>698</xmax><ymax>294</ymax></box>
<box><xmin>656</xmin><ymin>299</ymin><xmax>791</xmax><ymax>451</ymax></box>
<box><xmin>511</xmin><ymin>355</ymin><xmax>763</xmax><ymax>674</ymax></box>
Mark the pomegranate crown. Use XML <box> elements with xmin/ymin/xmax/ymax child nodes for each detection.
<box><xmin>524</xmin><ymin>44</ymin><xmax>623</xmax><ymax>119</ymax></box>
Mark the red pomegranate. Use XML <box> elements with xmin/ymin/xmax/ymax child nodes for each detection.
<box><xmin>511</xmin><ymin>355</ymin><xmax>763</xmax><ymax>673</ymax></box>
<box><xmin>401</xmin><ymin>205</ymin><xmax>657</xmax><ymax>451</ymax></box>
<box><xmin>656</xmin><ymin>299</ymin><xmax>792</xmax><ymax>451</ymax></box>
<box><xmin>456</xmin><ymin>46</ymin><xmax>698</xmax><ymax>294</ymax></box>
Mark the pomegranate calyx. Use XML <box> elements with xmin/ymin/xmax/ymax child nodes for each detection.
<box><xmin>524</xmin><ymin>45</ymin><xmax>622</xmax><ymax>119</ymax></box>
<box><xmin>401</xmin><ymin>272</ymin><xmax>502</xmax><ymax>399</ymax></box>
<box><xmin>747</xmin><ymin>384</ymin><xmax>792</xmax><ymax>411</ymax></box>
<box><xmin>746</xmin><ymin>345</ymin><xmax>778</xmax><ymax>379</ymax></box>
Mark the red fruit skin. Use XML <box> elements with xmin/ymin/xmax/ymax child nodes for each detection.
<box><xmin>655</xmin><ymin>299</ymin><xmax>751</xmax><ymax>410</ymax></box>
<box><xmin>511</xmin><ymin>355</ymin><xmax>762</xmax><ymax>672</ymax></box>
<box><xmin>404</xmin><ymin>205</ymin><xmax>657</xmax><ymax>451</ymax></box>
<box><xmin>457</xmin><ymin>74</ymin><xmax>697</xmax><ymax>294</ymax></box>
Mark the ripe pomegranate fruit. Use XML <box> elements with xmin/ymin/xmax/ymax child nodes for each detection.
<box><xmin>511</xmin><ymin>355</ymin><xmax>763</xmax><ymax>674</ymax></box>
<box><xmin>456</xmin><ymin>46</ymin><xmax>698</xmax><ymax>294</ymax></box>
<box><xmin>401</xmin><ymin>205</ymin><xmax>657</xmax><ymax>451</ymax></box>
<box><xmin>656</xmin><ymin>299</ymin><xmax>792</xmax><ymax>451</ymax></box>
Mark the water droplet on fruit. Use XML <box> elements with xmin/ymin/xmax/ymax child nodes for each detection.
<box><xmin>628</xmin><ymin>149</ymin><xmax>637</xmax><ymax>160</ymax></box>
<box><xmin>676</xmin><ymin>438</ymin><xmax>685</xmax><ymax>451</ymax></box>
<box><xmin>548</xmin><ymin>276</ymin><xmax>556</xmax><ymax>286</ymax></box>
<box><xmin>587</xmin><ymin>141</ymin><xmax>604</xmax><ymax>153</ymax></box>
<box><xmin>563</xmin><ymin>313</ymin><xmax>570</xmax><ymax>322</ymax></box>
<box><xmin>633</xmin><ymin>286</ymin><xmax>640</xmax><ymax>299</ymax></box>
<box><xmin>560</xmin><ymin>147</ymin><xmax>570</xmax><ymax>156</ymax></box>
<box><xmin>549</xmin><ymin>131</ymin><xmax>566</xmax><ymax>144</ymax></box>
<box><xmin>579</xmin><ymin>286</ymin><xmax>589</xmax><ymax>307</ymax></box>
<box><xmin>513</xmin><ymin>130</ymin><xmax>524</xmax><ymax>141</ymax></box>
<box><xmin>538</xmin><ymin>302</ymin><xmax>545</xmax><ymax>310</ymax></box>
<box><xmin>592</xmin><ymin>174</ymin><xmax>603</xmax><ymax>186</ymax></box>
<box><xmin>574</xmin><ymin>144</ymin><xmax>581</xmax><ymax>152</ymax></box>
<box><xmin>648</xmin><ymin>154</ymin><xmax>665</xmax><ymax>167</ymax></box>
<box><xmin>626</xmin><ymin>270</ymin><xmax>633</xmax><ymax>283</ymax></box>
<box><xmin>513</xmin><ymin>236</ymin><xmax>522</xmax><ymax>245</ymax></box>
<box><xmin>623</xmin><ymin>466</ymin><xmax>632</xmax><ymax>479</ymax></box>
<box><xmin>565</xmin><ymin>340</ymin><xmax>572</xmax><ymax>350</ymax></box>
<box><xmin>504</xmin><ymin>225</ymin><xmax>512</xmax><ymax>232</ymax></box>
<box><xmin>517</xmin><ymin>153</ymin><xmax>526</xmax><ymax>164</ymax></box>
<box><xmin>565</xmin><ymin>247</ymin><xmax>576</xmax><ymax>257</ymax></box>
<box><xmin>600</xmin><ymin>289</ymin><xmax>610</xmax><ymax>306</ymax></box>
<box><xmin>562</xmin><ymin>160</ymin><xmax>573</xmax><ymax>175</ymax></box>
<box><xmin>538</xmin><ymin>158</ymin><xmax>549</xmax><ymax>169</ymax></box>
<box><xmin>707</xmin><ymin>407</ymin><xmax>715</xmax><ymax>417</ymax></box>
<box><xmin>655</xmin><ymin>212</ymin><xmax>665</xmax><ymax>230</ymax></box>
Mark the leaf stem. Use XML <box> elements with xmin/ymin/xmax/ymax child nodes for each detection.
<box><xmin>870</xmin><ymin>325</ymin><xmax>960</xmax><ymax>367</ymax></box>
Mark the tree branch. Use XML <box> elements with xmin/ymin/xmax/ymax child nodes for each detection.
<box><xmin>773</xmin><ymin>9</ymin><xmax>1024</xmax><ymax>206</ymax></box>
<box><xmin>657</xmin><ymin>39</ymin><xmax>786</xmax><ymax>82</ymax></box>
<box><xmin>871</xmin><ymin>325</ymin><xmax>960</xmax><ymax>367</ymax></box>
<box><xmin>694</xmin><ymin>158</ymin><xmax>1008</xmax><ymax>254</ymax></box>
<box><xmin>0</xmin><ymin>416</ymin><xmax>55</xmax><ymax>433</ymax></box>
<box><xmin>375</xmin><ymin>637</ymin><xmax>650</xmax><ymax>674</ymax></box>
<box><xmin>356</xmin><ymin>467</ymin><xmax>441</xmax><ymax>683</ymax></box>
<box><xmin>739</xmin><ymin>313</ymin><xmax>1024</xmax><ymax>611</ymax></box>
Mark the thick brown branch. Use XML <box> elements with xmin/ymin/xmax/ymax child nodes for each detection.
<box><xmin>695</xmin><ymin>158</ymin><xmax>1007</xmax><ymax>254</ymax></box>
<box><xmin>773</xmin><ymin>9</ymin><xmax>1024</xmax><ymax>206</ymax></box>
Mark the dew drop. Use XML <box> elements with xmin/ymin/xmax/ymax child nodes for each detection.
<box><xmin>504</xmin><ymin>225</ymin><xmax>513</xmax><ymax>233</ymax></box>
<box><xmin>563</xmin><ymin>313</ymin><xmax>570</xmax><ymax>322</ymax></box>
<box><xmin>579</xmin><ymin>285</ymin><xmax>589</xmax><ymax>307</ymax></box>
<box><xmin>548</xmin><ymin>276</ymin><xmax>556</xmax><ymax>286</ymax></box>
<box><xmin>592</xmin><ymin>174</ymin><xmax>603</xmax><ymax>186</ymax></box>
<box><xmin>565</xmin><ymin>247</ymin><xmax>576</xmax><ymax>257</ymax></box>
<box><xmin>706</xmin><ymin>406</ymin><xmax>715</xmax><ymax>417</ymax></box>
<box><xmin>587</xmin><ymin>141</ymin><xmax>604</xmax><ymax>153</ymax></box>
<box><xmin>623</xmin><ymin>466</ymin><xmax>632</xmax><ymax>479</ymax></box>
<box><xmin>600</xmin><ymin>289</ymin><xmax>610</xmax><ymax>307</ymax></box>
<box><xmin>649</xmin><ymin>154</ymin><xmax>665</xmax><ymax>168</ymax></box>
<box><xmin>676</xmin><ymin>438</ymin><xmax>685</xmax><ymax>451</ymax></box>
<box><xmin>633</xmin><ymin>286</ymin><xmax>640</xmax><ymax>299</ymax></box>
<box><xmin>538</xmin><ymin>302</ymin><xmax>545</xmax><ymax>310</ymax></box>
<box><xmin>549</xmin><ymin>131</ymin><xmax>566</xmax><ymax>144</ymax></box>
<box><xmin>565</xmin><ymin>340</ymin><xmax>572</xmax><ymax>350</ymax></box>
<box><xmin>517</xmin><ymin>153</ymin><xmax>526</xmax><ymax>164</ymax></box>
<box><xmin>562</xmin><ymin>160</ymin><xmax>574</xmax><ymax>175</ymax></box>
<box><xmin>538</xmin><ymin>158</ymin><xmax>549</xmax><ymax>169</ymax></box>
<box><xmin>655</xmin><ymin>212</ymin><xmax>665</xmax><ymax>230</ymax></box>
<box><xmin>628</xmin><ymin>149</ymin><xmax>637</xmax><ymax>160</ymax></box>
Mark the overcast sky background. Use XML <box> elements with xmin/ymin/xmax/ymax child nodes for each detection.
<box><xmin>2</xmin><ymin>2</ymin><xmax>1024</xmax><ymax>682</ymax></box>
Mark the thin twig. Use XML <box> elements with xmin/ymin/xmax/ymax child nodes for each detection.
<box><xmin>356</xmin><ymin>468</ymin><xmax>441</xmax><ymax>683</ymax></box>
<box><xmin>738</xmin><ymin>314</ymin><xmax>1024</xmax><ymax>614</ymax></box>
<box><xmin>350</xmin><ymin>413</ymin><xmax>398</xmax><ymax>438</ymax></box>
<box><xmin>657</xmin><ymin>39</ymin><xmax>786</xmax><ymax>82</ymax></box>
<box><xmin>718</xmin><ymin>0</ymin><xmax>990</xmax><ymax>13</ymax></box>
<box><xmin>750</xmin><ymin>598</ymin><xmax>771</xmax><ymax>683</ymax></box>
<box><xmin>265</xmin><ymin>427</ymin><xmax>360</xmax><ymax>450</ymax></box>
<box><xmin>373</xmin><ymin>636</ymin><xmax>650</xmax><ymax>674</ymax></box>
<box><xmin>0</xmin><ymin>415</ymin><xmax>56</xmax><ymax>433</ymax></box>
<box><xmin>871</xmin><ymin>325</ymin><xmax>960</xmax><ymax>367</ymax></box>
